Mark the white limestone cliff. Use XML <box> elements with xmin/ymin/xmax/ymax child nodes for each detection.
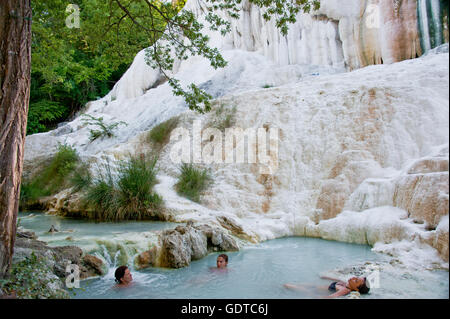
<box><xmin>23</xmin><ymin>0</ymin><xmax>449</xmax><ymax>270</ymax></box>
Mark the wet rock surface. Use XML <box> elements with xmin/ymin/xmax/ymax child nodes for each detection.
<box><xmin>156</xmin><ymin>221</ymin><xmax>239</xmax><ymax>269</ymax></box>
<box><xmin>13</xmin><ymin>231</ymin><xmax>105</xmax><ymax>281</ymax></box>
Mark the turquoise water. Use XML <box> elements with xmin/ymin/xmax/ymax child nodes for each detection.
<box><xmin>18</xmin><ymin>212</ymin><xmax>449</xmax><ymax>299</ymax></box>
<box><xmin>72</xmin><ymin>237</ymin><xmax>448</xmax><ymax>299</ymax></box>
<box><xmin>18</xmin><ymin>212</ymin><xmax>178</xmax><ymax>245</ymax></box>
<box><xmin>17</xmin><ymin>211</ymin><xmax>178</xmax><ymax>266</ymax></box>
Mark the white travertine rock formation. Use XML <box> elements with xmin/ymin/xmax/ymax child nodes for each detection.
<box><xmin>23</xmin><ymin>1</ymin><xmax>449</xmax><ymax>269</ymax></box>
<box><xmin>100</xmin><ymin>0</ymin><xmax>448</xmax><ymax>101</ymax></box>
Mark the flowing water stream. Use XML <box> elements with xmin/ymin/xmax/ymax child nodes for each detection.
<box><xmin>18</xmin><ymin>212</ymin><xmax>449</xmax><ymax>299</ymax></box>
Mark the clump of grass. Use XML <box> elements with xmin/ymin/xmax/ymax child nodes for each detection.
<box><xmin>262</xmin><ymin>84</ymin><xmax>273</xmax><ymax>89</ymax></box>
<box><xmin>20</xmin><ymin>143</ymin><xmax>79</xmax><ymax>206</ymax></box>
<box><xmin>69</xmin><ymin>162</ymin><xmax>92</xmax><ymax>193</ymax></box>
<box><xmin>84</xmin><ymin>154</ymin><xmax>163</xmax><ymax>221</ymax></box>
<box><xmin>210</xmin><ymin>104</ymin><xmax>237</xmax><ymax>131</ymax></box>
<box><xmin>148</xmin><ymin>117</ymin><xmax>179</xmax><ymax>146</ymax></box>
<box><xmin>175</xmin><ymin>163</ymin><xmax>212</xmax><ymax>203</ymax></box>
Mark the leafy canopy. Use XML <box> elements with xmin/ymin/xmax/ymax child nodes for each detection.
<box><xmin>29</xmin><ymin>0</ymin><xmax>180</xmax><ymax>134</ymax></box>
<box><xmin>30</xmin><ymin>0</ymin><xmax>320</xmax><ymax>133</ymax></box>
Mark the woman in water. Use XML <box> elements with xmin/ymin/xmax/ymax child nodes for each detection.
<box><xmin>216</xmin><ymin>254</ymin><xmax>228</xmax><ymax>269</ymax></box>
<box><xmin>284</xmin><ymin>275</ymin><xmax>370</xmax><ymax>298</ymax></box>
<box><xmin>114</xmin><ymin>265</ymin><xmax>133</xmax><ymax>287</ymax></box>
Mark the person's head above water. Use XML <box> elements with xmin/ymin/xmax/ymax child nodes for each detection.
<box><xmin>347</xmin><ymin>277</ymin><xmax>370</xmax><ymax>294</ymax></box>
<box><xmin>115</xmin><ymin>265</ymin><xmax>133</xmax><ymax>285</ymax></box>
<box><xmin>216</xmin><ymin>254</ymin><xmax>228</xmax><ymax>269</ymax></box>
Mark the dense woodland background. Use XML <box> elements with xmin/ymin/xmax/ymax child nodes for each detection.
<box><xmin>29</xmin><ymin>0</ymin><xmax>185</xmax><ymax>135</ymax></box>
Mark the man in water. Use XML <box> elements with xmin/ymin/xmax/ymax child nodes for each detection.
<box><xmin>114</xmin><ymin>265</ymin><xmax>133</xmax><ymax>287</ymax></box>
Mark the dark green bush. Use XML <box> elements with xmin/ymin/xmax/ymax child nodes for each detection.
<box><xmin>175</xmin><ymin>163</ymin><xmax>212</xmax><ymax>203</ymax></box>
<box><xmin>69</xmin><ymin>162</ymin><xmax>92</xmax><ymax>193</ymax></box>
<box><xmin>27</xmin><ymin>100</ymin><xmax>68</xmax><ymax>135</ymax></box>
<box><xmin>84</xmin><ymin>155</ymin><xmax>162</xmax><ymax>221</ymax></box>
<box><xmin>20</xmin><ymin>143</ymin><xmax>79</xmax><ymax>206</ymax></box>
<box><xmin>148</xmin><ymin>117</ymin><xmax>179</xmax><ymax>145</ymax></box>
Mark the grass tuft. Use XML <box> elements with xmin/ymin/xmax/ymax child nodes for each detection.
<box><xmin>148</xmin><ymin>117</ymin><xmax>179</xmax><ymax>146</ymax></box>
<box><xmin>20</xmin><ymin>143</ymin><xmax>79</xmax><ymax>206</ymax></box>
<box><xmin>210</xmin><ymin>104</ymin><xmax>236</xmax><ymax>131</ymax></box>
<box><xmin>175</xmin><ymin>163</ymin><xmax>212</xmax><ymax>203</ymax></box>
<box><xmin>84</xmin><ymin>154</ymin><xmax>163</xmax><ymax>221</ymax></box>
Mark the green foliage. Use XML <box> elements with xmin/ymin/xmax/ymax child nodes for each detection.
<box><xmin>27</xmin><ymin>100</ymin><xmax>68</xmax><ymax>135</ymax></box>
<box><xmin>29</xmin><ymin>0</ymin><xmax>320</xmax><ymax>131</ymax></box>
<box><xmin>29</xmin><ymin>0</ymin><xmax>178</xmax><ymax>134</ymax></box>
<box><xmin>81</xmin><ymin>114</ymin><xmax>127</xmax><ymax>141</ymax></box>
<box><xmin>70</xmin><ymin>162</ymin><xmax>92</xmax><ymax>193</ymax></box>
<box><xmin>0</xmin><ymin>252</ymin><xmax>67</xmax><ymax>299</ymax></box>
<box><xmin>175</xmin><ymin>163</ymin><xmax>212</xmax><ymax>203</ymax></box>
<box><xmin>148</xmin><ymin>117</ymin><xmax>179</xmax><ymax>145</ymax></box>
<box><xmin>20</xmin><ymin>143</ymin><xmax>79</xmax><ymax>206</ymax></box>
<box><xmin>250</xmin><ymin>0</ymin><xmax>320</xmax><ymax>35</ymax></box>
<box><xmin>84</xmin><ymin>155</ymin><xmax>162</xmax><ymax>221</ymax></box>
<box><xmin>262</xmin><ymin>84</ymin><xmax>273</xmax><ymax>89</ymax></box>
<box><xmin>210</xmin><ymin>104</ymin><xmax>236</xmax><ymax>130</ymax></box>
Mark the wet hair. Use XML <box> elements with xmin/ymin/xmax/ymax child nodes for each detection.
<box><xmin>358</xmin><ymin>277</ymin><xmax>370</xmax><ymax>294</ymax></box>
<box><xmin>115</xmin><ymin>266</ymin><xmax>128</xmax><ymax>284</ymax></box>
<box><xmin>217</xmin><ymin>254</ymin><xmax>228</xmax><ymax>263</ymax></box>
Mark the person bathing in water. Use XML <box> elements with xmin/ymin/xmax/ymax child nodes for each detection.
<box><xmin>208</xmin><ymin>253</ymin><xmax>229</xmax><ymax>273</ymax></box>
<box><xmin>216</xmin><ymin>254</ymin><xmax>228</xmax><ymax>269</ymax></box>
<box><xmin>284</xmin><ymin>275</ymin><xmax>370</xmax><ymax>298</ymax></box>
<box><xmin>114</xmin><ymin>266</ymin><xmax>133</xmax><ymax>287</ymax></box>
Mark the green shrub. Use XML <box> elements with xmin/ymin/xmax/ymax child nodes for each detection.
<box><xmin>148</xmin><ymin>117</ymin><xmax>179</xmax><ymax>145</ymax></box>
<box><xmin>27</xmin><ymin>100</ymin><xmax>68</xmax><ymax>135</ymax></box>
<box><xmin>81</xmin><ymin>114</ymin><xmax>127</xmax><ymax>142</ymax></box>
<box><xmin>262</xmin><ymin>84</ymin><xmax>273</xmax><ymax>89</ymax></box>
<box><xmin>175</xmin><ymin>163</ymin><xmax>212</xmax><ymax>203</ymax></box>
<box><xmin>69</xmin><ymin>162</ymin><xmax>92</xmax><ymax>193</ymax></box>
<box><xmin>84</xmin><ymin>155</ymin><xmax>162</xmax><ymax>221</ymax></box>
<box><xmin>20</xmin><ymin>143</ymin><xmax>79</xmax><ymax>206</ymax></box>
<box><xmin>0</xmin><ymin>252</ymin><xmax>68</xmax><ymax>299</ymax></box>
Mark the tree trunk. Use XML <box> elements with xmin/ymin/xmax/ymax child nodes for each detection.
<box><xmin>0</xmin><ymin>0</ymin><xmax>32</xmax><ymax>279</ymax></box>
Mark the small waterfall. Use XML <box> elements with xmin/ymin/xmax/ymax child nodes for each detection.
<box><xmin>94</xmin><ymin>243</ymin><xmax>141</xmax><ymax>271</ymax></box>
<box><xmin>418</xmin><ymin>0</ymin><xmax>449</xmax><ymax>52</ymax></box>
<box><xmin>93</xmin><ymin>245</ymin><xmax>121</xmax><ymax>274</ymax></box>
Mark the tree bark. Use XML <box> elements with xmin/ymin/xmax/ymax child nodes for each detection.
<box><xmin>0</xmin><ymin>0</ymin><xmax>32</xmax><ymax>279</ymax></box>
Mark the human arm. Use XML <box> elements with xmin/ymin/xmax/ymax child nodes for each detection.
<box><xmin>283</xmin><ymin>283</ymin><xmax>303</xmax><ymax>290</ymax></box>
<box><xmin>322</xmin><ymin>287</ymin><xmax>350</xmax><ymax>299</ymax></box>
<box><xmin>320</xmin><ymin>275</ymin><xmax>343</xmax><ymax>282</ymax></box>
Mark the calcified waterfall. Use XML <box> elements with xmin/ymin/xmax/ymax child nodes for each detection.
<box><xmin>24</xmin><ymin>0</ymin><xmax>449</xmax><ymax>270</ymax></box>
<box><xmin>418</xmin><ymin>0</ymin><xmax>449</xmax><ymax>51</ymax></box>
